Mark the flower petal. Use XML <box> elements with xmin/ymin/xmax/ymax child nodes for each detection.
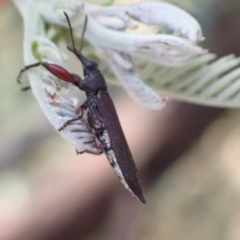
<box><xmin>85</xmin><ymin>3</ymin><xmax>137</xmax><ymax>30</ymax></box>
<box><xmin>101</xmin><ymin>49</ymin><xmax>166</xmax><ymax>110</ymax></box>
<box><xmin>36</xmin><ymin>1</ymin><xmax>205</xmax><ymax>66</ymax></box>
<box><xmin>123</xmin><ymin>2</ymin><xmax>204</xmax><ymax>42</ymax></box>
<box><xmin>132</xmin><ymin>34</ymin><xmax>206</xmax><ymax>66</ymax></box>
<box><xmin>86</xmin><ymin>18</ymin><xmax>205</xmax><ymax>66</ymax></box>
<box><xmin>85</xmin><ymin>1</ymin><xmax>203</xmax><ymax>41</ymax></box>
<box><xmin>89</xmin><ymin>13</ymin><xmax>135</xmax><ymax>30</ymax></box>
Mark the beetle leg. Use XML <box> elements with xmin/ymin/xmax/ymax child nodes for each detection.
<box><xmin>58</xmin><ymin>105</ymin><xmax>86</xmax><ymax>131</ymax></box>
<box><xmin>21</xmin><ymin>86</ymin><xmax>31</xmax><ymax>91</ymax></box>
<box><xmin>94</xmin><ymin>136</ymin><xmax>103</xmax><ymax>153</ymax></box>
<box><xmin>76</xmin><ymin>148</ymin><xmax>102</xmax><ymax>155</ymax></box>
<box><xmin>75</xmin><ymin>136</ymin><xmax>103</xmax><ymax>155</ymax></box>
<box><xmin>86</xmin><ymin>110</ymin><xmax>104</xmax><ymax>153</ymax></box>
<box><xmin>76</xmin><ymin>149</ymin><xmax>98</xmax><ymax>155</ymax></box>
<box><xmin>17</xmin><ymin>62</ymin><xmax>82</xmax><ymax>87</ymax></box>
<box><xmin>17</xmin><ymin>62</ymin><xmax>43</xmax><ymax>83</ymax></box>
<box><xmin>87</xmin><ymin>103</ymin><xmax>104</xmax><ymax>134</ymax></box>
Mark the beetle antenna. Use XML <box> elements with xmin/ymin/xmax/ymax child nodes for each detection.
<box><xmin>63</xmin><ymin>11</ymin><xmax>77</xmax><ymax>52</ymax></box>
<box><xmin>79</xmin><ymin>16</ymin><xmax>88</xmax><ymax>52</ymax></box>
<box><xmin>63</xmin><ymin>12</ymin><xmax>88</xmax><ymax>53</ymax></box>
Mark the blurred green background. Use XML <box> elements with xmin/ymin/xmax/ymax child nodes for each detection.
<box><xmin>1</xmin><ymin>0</ymin><xmax>240</xmax><ymax>240</ymax></box>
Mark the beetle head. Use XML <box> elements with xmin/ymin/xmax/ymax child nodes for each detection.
<box><xmin>67</xmin><ymin>45</ymin><xmax>98</xmax><ymax>77</ymax></box>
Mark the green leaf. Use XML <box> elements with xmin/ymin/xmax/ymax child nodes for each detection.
<box><xmin>31</xmin><ymin>41</ymin><xmax>42</xmax><ymax>62</ymax></box>
<box><xmin>141</xmin><ymin>53</ymin><xmax>240</xmax><ymax>108</ymax></box>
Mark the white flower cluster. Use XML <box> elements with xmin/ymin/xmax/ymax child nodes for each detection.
<box><xmin>13</xmin><ymin>0</ymin><xmax>205</xmax><ymax>153</ymax></box>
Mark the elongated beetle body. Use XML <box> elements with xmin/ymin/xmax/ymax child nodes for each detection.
<box><xmin>17</xmin><ymin>12</ymin><xmax>145</xmax><ymax>203</ymax></box>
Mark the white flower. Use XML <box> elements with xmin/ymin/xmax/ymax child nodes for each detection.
<box><xmin>13</xmin><ymin>0</ymin><xmax>205</xmax><ymax>152</ymax></box>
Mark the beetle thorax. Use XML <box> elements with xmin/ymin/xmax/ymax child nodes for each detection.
<box><xmin>81</xmin><ymin>72</ymin><xmax>107</xmax><ymax>93</ymax></box>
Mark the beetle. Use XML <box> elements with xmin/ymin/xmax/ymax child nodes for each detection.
<box><xmin>17</xmin><ymin>12</ymin><xmax>145</xmax><ymax>203</ymax></box>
